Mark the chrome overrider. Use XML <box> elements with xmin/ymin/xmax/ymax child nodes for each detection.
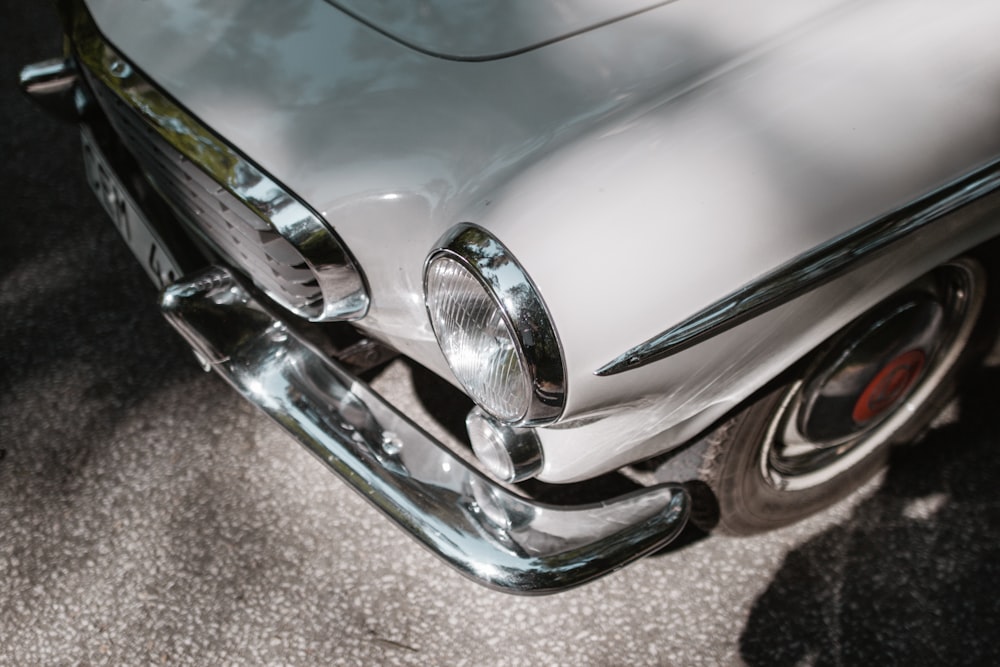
<box><xmin>161</xmin><ymin>267</ymin><xmax>690</xmax><ymax>594</ymax></box>
<box><xmin>18</xmin><ymin>57</ymin><xmax>85</xmax><ymax>122</ymax></box>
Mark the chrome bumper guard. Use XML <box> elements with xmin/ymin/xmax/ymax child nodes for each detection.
<box><xmin>161</xmin><ymin>267</ymin><xmax>690</xmax><ymax>594</ymax></box>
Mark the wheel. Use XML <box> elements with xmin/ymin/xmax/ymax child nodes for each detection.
<box><xmin>699</xmin><ymin>255</ymin><xmax>993</xmax><ymax>535</ymax></box>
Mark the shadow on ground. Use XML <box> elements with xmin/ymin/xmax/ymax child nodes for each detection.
<box><xmin>741</xmin><ymin>368</ymin><xmax>1000</xmax><ymax>666</ymax></box>
<box><xmin>1</xmin><ymin>0</ymin><xmax>204</xmax><ymax>499</ymax></box>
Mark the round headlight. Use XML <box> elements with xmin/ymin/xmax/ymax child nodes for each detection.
<box><xmin>426</xmin><ymin>255</ymin><xmax>531</xmax><ymax>422</ymax></box>
<box><xmin>424</xmin><ymin>224</ymin><xmax>565</xmax><ymax>425</ymax></box>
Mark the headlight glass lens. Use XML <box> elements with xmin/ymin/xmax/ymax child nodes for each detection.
<box><xmin>425</xmin><ymin>256</ymin><xmax>531</xmax><ymax>422</ymax></box>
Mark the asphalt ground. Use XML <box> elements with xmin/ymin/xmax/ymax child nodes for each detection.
<box><xmin>5</xmin><ymin>3</ymin><xmax>1000</xmax><ymax>665</ymax></box>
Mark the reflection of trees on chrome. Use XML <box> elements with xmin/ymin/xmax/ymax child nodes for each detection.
<box><xmin>741</xmin><ymin>369</ymin><xmax>1000</xmax><ymax>667</ymax></box>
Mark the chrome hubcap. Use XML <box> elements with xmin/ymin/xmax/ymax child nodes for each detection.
<box><xmin>761</xmin><ymin>259</ymin><xmax>985</xmax><ymax>491</ymax></box>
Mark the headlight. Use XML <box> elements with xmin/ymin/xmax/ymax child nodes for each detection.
<box><xmin>425</xmin><ymin>257</ymin><xmax>531</xmax><ymax>420</ymax></box>
<box><xmin>424</xmin><ymin>224</ymin><xmax>565</xmax><ymax>425</ymax></box>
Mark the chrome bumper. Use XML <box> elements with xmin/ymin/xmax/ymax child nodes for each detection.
<box><xmin>161</xmin><ymin>267</ymin><xmax>689</xmax><ymax>594</ymax></box>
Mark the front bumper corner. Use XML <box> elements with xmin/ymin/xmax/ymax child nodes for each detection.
<box><xmin>161</xmin><ymin>266</ymin><xmax>691</xmax><ymax>594</ymax></box>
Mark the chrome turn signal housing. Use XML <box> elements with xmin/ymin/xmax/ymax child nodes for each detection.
<box><xmin>466</xmin><ymin>408</ymin><xmax>544</xmax><ymax>483</ymax></box>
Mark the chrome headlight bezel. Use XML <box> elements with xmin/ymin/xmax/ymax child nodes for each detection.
<box><xmin>424</xmin><ymin>224</ymin><xmax>566</xmax><ymax>426</ymax></box>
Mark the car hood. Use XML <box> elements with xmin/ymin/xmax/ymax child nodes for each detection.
<box><xmin>324</xmin><ymin>0</ymin><xmax>674</xmax><ymax>61</ymax></box>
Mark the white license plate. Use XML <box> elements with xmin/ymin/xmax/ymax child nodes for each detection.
<box><xmin>81</xmin><ymin>126</ymin><xmax>182</xmax><ymax>289</ymax></box>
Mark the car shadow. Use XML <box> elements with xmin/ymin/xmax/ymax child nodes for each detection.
<box><xmin>739</xmin><ymin>367</ymin><xmax>1000</xmax><ymax>666</ymax></box>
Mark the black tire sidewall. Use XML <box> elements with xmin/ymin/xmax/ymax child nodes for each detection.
<box><xmin>704</xmin><ymin>384</ymin><xmax>890</xmax><ymax>535</ymax></box>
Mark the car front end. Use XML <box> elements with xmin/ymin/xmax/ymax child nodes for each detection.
<box><xmin>24</xmin><ymin>0</ymin><xmax>1000</xmax><ymax>591</ymax></box>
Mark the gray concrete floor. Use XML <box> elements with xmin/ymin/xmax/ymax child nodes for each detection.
<box><xmin>5</xmin><ymin>3</ymin><xmax>1000</xmax><ymax>665</ymax></box>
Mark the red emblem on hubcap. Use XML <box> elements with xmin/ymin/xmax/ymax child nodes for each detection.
<box><xmin>852</xmin><ymin>349</ymin><xmax>927</xmax><ymax>424</ymax></box>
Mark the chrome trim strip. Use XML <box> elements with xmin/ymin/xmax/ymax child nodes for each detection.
<box><xmin>70</xmin><ymin>9</ymin><xmax>369</xmax><ymax>322</ymax></box>
<box><xmin>596</xmin><ymin>159</ymin><xmax>1000</xmax><ymax>376</ymax></box>
<box><xmin>426</xmin><ymin>223</ymin><xmax>567</xmax><ymax>426</ymax></box>
<box><xmin>161</xmin><ymin>267</ymin><xmax>688</xmax><ymax>594</ymax></box>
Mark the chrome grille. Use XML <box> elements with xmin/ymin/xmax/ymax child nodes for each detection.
<box><xmin>86</xmin><ymin>74</ymin><xmax>322</xmax><ymax>315</ymax></box>
<box><xmin>75</xmin><ymin>34</ymin><xmax>369</xmax><ymax>321</ymax></box>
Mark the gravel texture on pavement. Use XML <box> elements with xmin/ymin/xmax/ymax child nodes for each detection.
<box><xmin>4</xmin><ymin>3</ymin><xmax>1000</xmax><ymax>665</ymax></box>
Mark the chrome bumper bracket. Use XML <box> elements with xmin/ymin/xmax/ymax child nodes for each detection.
<box><xmin>160</xmin><ymin>267</ymin><xmax>690</xmax><ymax>594</ymax></box>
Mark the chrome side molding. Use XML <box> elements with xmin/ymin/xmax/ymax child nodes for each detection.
<box><xmin>597</xmin><ymin>158</ymin><xmax>1000</xmax><ymax>376</ymax></box>
<box><xmin>161</xmin><ymin>267</ymin><xmax>689</xmax><ymax>594</ymax></box>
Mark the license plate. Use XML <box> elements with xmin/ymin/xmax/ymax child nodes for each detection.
<box><xmin>81</xmin><ymin>126</ymin><xmax>182</xmax><ymax>289</ymax></box>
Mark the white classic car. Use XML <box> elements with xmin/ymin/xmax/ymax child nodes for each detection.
<box><xmin>23</xmin><ymin>0</ymin><xmax>1000</xmax><ymax>593</ymax></box>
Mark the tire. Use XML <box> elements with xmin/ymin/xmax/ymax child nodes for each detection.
<box><xmin>699</xmin><ymin>254</ymin><xmax>995</xmax><ymax>535</ymax></box>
